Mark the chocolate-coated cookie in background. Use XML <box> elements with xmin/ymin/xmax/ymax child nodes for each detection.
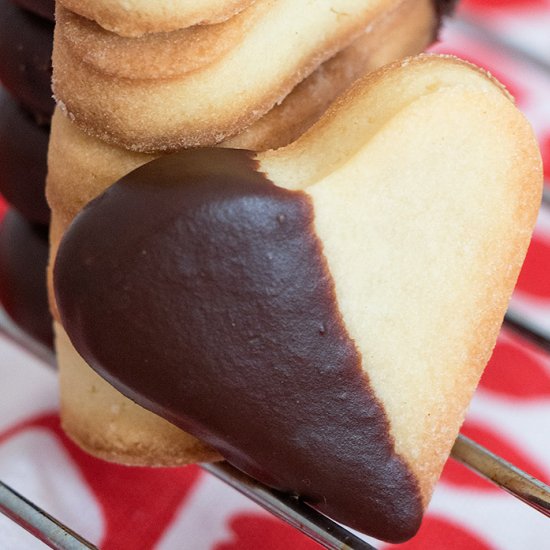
<box><xmin>0</xmin><ymin>88</ymin><xmax>50</xmax><ymax>225</ymax></box>
<box><xmin>0</xmin><ymin>0</ymin><xmax>54</xmax><ymax>122</ymax></box>
<box><xmin>0</xmin><ymin>209</ymin><xmax>52</xmax><ymax>348</ymax></box>
<box><xmin>11</xmin><ymin>0</ymin><xmax>54</xmax><ymax>20</ymax></box>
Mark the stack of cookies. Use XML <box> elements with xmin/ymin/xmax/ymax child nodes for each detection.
<box><xmin>47</xmin><ymin>0</ymin><xmax>543</xmax><ymax>543</ymax></box>
<box><xmin>0</xmin><ymin>0</ymin><xmax>55</xmax><ymax>347</ymax></box>
<box><xmin>48</xmin><ymin>0</ymin><xmax>451</xmax><ymax>468</ymax></box>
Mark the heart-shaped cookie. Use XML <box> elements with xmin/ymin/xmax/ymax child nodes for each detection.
<box><xmin>54</xmin><ymin>55</ymin><xmax>542</xmax><ymax>542</ymax></box>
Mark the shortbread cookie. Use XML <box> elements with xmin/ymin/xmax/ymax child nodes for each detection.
<box><xmin>0</xmin><ymin>0</ymin><xmax>54</xmax><ymax>120</ymax></box>
<box><xmin>52</xmin><ymin>0</ymin><xmax>451</xmax><ymax>152</ymax></box>
<box><xmin>53</xmin><ymin>55</ymin><xmax>542</xmax><ymax>541</ymax></box>
<box><xmin>0</xmin><ymin>210</ymin><xmax>52</xmax><ymax>347</ymax></box>
<box><xmin>0</xmin><ymin>88</ymin><xmax>50</xmax><ymax>225</ymax></box>
<box><xmin>226</xmin><ymin>0</ymin><xmax>440</xmax><ymax>150</ymax></box>
<box><xmin>58</xmin><ymin>0</ymin><xmax>256</xmax><ymax>37</ymax></box>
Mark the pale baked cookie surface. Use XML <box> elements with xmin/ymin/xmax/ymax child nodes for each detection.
<box><xmin>226</xmin><ymin>0</ymin><xmax>439</xmax><ymax>150</ymax></box>
<box><xmin>260</xmin><ymin>55</ymin><xmax>541</xmax><ymax>501</ymax></box>
<box><xmin>53</xmin><ymin>0</ymin><xmax>428</xmax><ymax>152</ymax></box>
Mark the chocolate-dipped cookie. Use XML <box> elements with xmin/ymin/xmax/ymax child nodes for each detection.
<box><xmin>0</xmin><ymin>88</ymin><xmax>50</xmax><ymax>225</ymax></box>
<box><xmin>11</xmin><ymin>0</ymin><xmax>55</xmax><ymax>21</ymax></box>
<box><xmin>0</xmin><ymin>209</ymin><xmax>52</xmax><ymax>347</ymax></box>
<box><xmin>0</xmin><ymin>0</ymin><xmax>54</xmax><ymax>121</ymax></box>
<box><xmin>53</xmin><ymin>56</ymin><xmax>542</xmax><ymax>541</ymax></box>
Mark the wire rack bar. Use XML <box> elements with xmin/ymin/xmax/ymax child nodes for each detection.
<box><xmin>202</xmin><ymin>462</ymin><xmax>374</xmax><ymax>550</ymax></box>
<box><xmin>505</xmin><ymin>309</ymin><xmax>550</xmax><ymax>353</ymax></box>
<box><xmin>451</xmin><ymin>436</ymin><xmax>550</xmax><ymax>517</ymax></box>
<box><xmin>0</xmin><ymin>481</ymin><xmax>97</xmax><ymax>550</ymax></box>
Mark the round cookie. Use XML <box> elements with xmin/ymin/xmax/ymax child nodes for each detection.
<box><xmin>0</xmin><ymin>88</ymin><xmax>50</xmax><ymax>225</ymax></box>
<box><xmin>11</xmin><ymin>0</ymin><xmax>55</xmax><ymax>20</ymax></box>
<box><xmin>0</xmin><ymin>209</ymin><xmax>52</xmax><ymax>347</ymax></box>
<box><xmin>0</xmin><ymin>0</ymin><xmax>54</xmax><ymax>121</ymax></box>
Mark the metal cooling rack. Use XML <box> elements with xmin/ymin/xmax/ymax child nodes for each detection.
<box><xmin>1</xmin><ymin>12</ymin><xmax>550</xmax><ymax>550</ymax></box>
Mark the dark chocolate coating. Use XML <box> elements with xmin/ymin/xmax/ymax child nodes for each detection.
<box><xmin>0</xmin><ymin>0</ymin><xmax>54</xmax><ymax>121</ymax></box>
<box><xmin>55</xmin><ymin>149</ymin><xmax>422</xmax><ymax>542</ymax></box>
<box><xmin>0</xmin><ymin>209</ymin><xmax>52</xmax><ymax>347</ymax></box>
<box><xmin>10</xmin><ymin>0</ymin><xmax>55</xmax><ymax>21</ymax></box>
<box><xmin>0</xmin><ymin>88</ymin><xmax>50</xmax><ymax>225</ymax></box>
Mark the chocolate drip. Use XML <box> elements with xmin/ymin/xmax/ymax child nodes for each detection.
<box><xmin>0</xmin><ymin>88</ymin><xmax>50</xmax><ymax>225</ymax></box>
<box><xmin>0</xmin><ymin>0</ymin><xmax>54</xmax><ymax>121</ymax></box>
<box><xmin>55</xmin><ymin>149</ymin><xmax>422</xmax><ymax>542</ymax></box>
